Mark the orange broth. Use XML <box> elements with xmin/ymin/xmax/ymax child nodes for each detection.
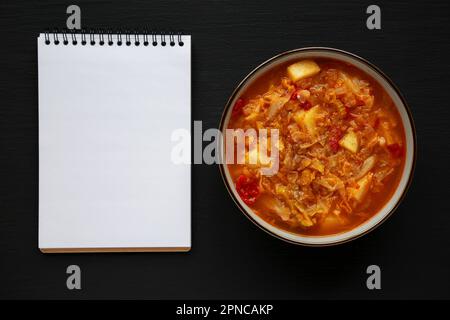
<box><xmin>226</xmin><ymin>58</ymin><xmax>405</xmax><ymax>236</ymax></box>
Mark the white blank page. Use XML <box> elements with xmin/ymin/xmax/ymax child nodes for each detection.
<box><xmin>38</xmin><ymin>34</ymin><xmax>191</xmax><ymax>252</ymax></box>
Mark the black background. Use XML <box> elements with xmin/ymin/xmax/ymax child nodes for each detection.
<box><xmin>0</xmin><ymin>0</ymin><xmax>449</xmax><ymax>300</ymax></box>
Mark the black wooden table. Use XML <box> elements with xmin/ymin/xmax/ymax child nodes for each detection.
<box><xmin>0</xmin><ymin>0</ymin><xmax>449</xmax><ymax>299</ymax></box>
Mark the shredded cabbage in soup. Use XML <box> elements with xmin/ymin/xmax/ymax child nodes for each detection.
<box><xmin>227</xmin><ymin>59</ymin><xmax>405</xmax><ymax>236</ymax></box>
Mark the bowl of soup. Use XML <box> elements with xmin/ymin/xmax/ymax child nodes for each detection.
<box><xmin>219</xmin><ymin>48</ymin><xmax>416</xmax><ymax>246</ymax></box>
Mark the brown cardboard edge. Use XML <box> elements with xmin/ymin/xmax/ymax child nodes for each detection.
<box><xmin>40</xmin><ymin>247</ymin><xmax>191</xmax><ymax>253</ymax></box>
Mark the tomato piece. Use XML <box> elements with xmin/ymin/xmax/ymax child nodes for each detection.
<box><xmin>300</xmin><ymin>100</ymin><xmax>312</xmax><ymax>110</ymax></box>
<box><xmin>355</xmin><ymin>96</ymin><xmax>366</xmax><ymax>106</ymax></box>
<box><xmin>231</xmin><ymin>98</ymin><xmax>246</xmax><ymax>117</ymax></box>
<box><xmin>329</xmin><ymin>139</ymin><xmax>340</xmax><ymax>153</ymax></box>
<box><xmin>344</xmin><ymin>106</ymin><xmax>351</xmax><ymax>118</ymax></box>
<box><xmin>329</xmin><ymin>127</ymin><xmax>342</xmax><ymax>153</ymax></box>
<box><xmin>290</xmin><ymin>89</ymin><xmax>299</xmax><ymax>101</ymax></box>
<box><xmin>373</xmin><ymin>117</ymin><xmax>380</xmax><ymax>129</ymax></box>
<box><xmin>343</xmin><ymin>104</ymin><xmax>358</xmax><ymax>119</ymax></box>
<box><xmin>235</xmin><ymin>174</ymin><xmax>260</xmax><ymax>206</ymax></box>
<box><xmin>387</xmin><ymin>143</ymin><xmax>404</xmax><ymax>158</ymax></box>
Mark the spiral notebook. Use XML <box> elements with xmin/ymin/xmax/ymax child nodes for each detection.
<box><xmin>38</xmin><ymin>31</ymin><xmax>191</xmax><ymax>253</ymax></box>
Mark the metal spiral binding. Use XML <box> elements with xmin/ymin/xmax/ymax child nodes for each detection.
<box><xmin>152</xmin><ymin>31</ymin><xmax>158</xmax><ymax>46</ymax></box>
<box><xmin>81</xmin><ymin>29</ymin><xmax>87</xmax><ymax>45</ymax></box>
<box><xmin>52</xmin><ymin>29</ymin><xmax>59</xmax><ymax>45</ymax></box>
<box><xmin>62</xmin><ymin>31</ymin><xmax>68</xmax><ymax>45</ymax></box>
<box><xmin>89</xmin><ymin>30</ymin><xmax>95</xmax><ymax>45</ymax></box>
<box><xmin>43</xmin><ymin>29</ymin><xmax>185</xmax><ymax>46</ymax></box>
<box><xmin>98</xmin><ymin>30</ymin><xmax>105</xmax><ymax>46</ymax></box>
<box><xmin>71</xmin><ymin>30</ymin><xmax>77</xmax><ymax>45</ymax></box>
<box><xmin>142</xmin><ymin>31</ymin><xmax>149</xmax><ymax>46</ymax></box>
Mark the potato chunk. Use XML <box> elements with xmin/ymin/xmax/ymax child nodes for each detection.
<box><xmin>245</xmin><ymin>143</ymin><xmax>271</xmax><ymax>167</ymax></box>
<box><xmin>304</xmin><ymin>105</ymin><xmax>320</xmax><ymax>135</ymax></box>
<box><xmin>310</xmin><ymin>158</ymin><xmax>325</xmax><ymax>174</ymax></box>
<box><xmin>293</xmin><ymin>109</ymin><xmax>306</xmax><ymax>126</ymax></box>
<box><xmin>287</xmin><ymin>60</ymin><xmax>321</xmax><ymax>82</ymax></box>
<box><xmin>348</xmin><ymin>173</ymin><xmax>373</xmax><ymax>202</ymax></box>
<box><xmin>294</xmin><ymin>105</ymin><xmax>320</xmax><ymax>135</ymax></box>
<box><xmin>339</xmin><ymin>131</ymin><xmax>359</xmax><ymax>153</ymax></box>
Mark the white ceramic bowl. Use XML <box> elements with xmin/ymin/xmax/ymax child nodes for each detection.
<box><xmin>219</xmin><ymin>48</ymin><xmax>416</xmax><ymax>246</ymax></box>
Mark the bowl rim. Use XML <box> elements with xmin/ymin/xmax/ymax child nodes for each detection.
<box><xmin>218</xmin><ymin>47</ymin><xmax>417</xmax><ymax>247</ymax></box>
